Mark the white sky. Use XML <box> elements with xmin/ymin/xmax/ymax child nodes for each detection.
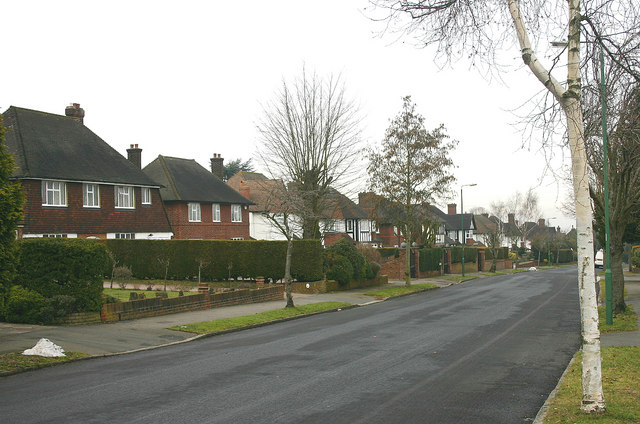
<box><xmin>3</xmin><ymin>0</ymin><xmax>576</xmax><ymax>231</ymax></box>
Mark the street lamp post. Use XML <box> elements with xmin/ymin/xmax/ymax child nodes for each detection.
<box><xmin>600</xmin><ymin>46</ymin><xmax>613</xmax><ymax>325</ymax></box>
<box><xmin>548</xmin><ymin>217</ymin><xmax>556</xmax><ymax>266</ymax></box>
<box><xmin>461</xmin><ymin>183</ymin><xmax>477</xmax><ymax>277</ymax></box>
<box><xmin>552</xmin><ymin>39</ymin><xmax>613</xmax><ymax>324</ymax></box>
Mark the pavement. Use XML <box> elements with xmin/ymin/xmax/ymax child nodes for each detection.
<box><xmin>1</xmin><ymin>270</ymin><xmax>637</xmax><ymax>357</ymax></box>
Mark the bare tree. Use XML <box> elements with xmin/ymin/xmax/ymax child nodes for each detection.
<box><xmin>256</xmin><ymin>68</ymin><xmax>362</xmax><ymax>240</ymax></box>
<box><xmin>367</xmin><ymin>0</ymin><xmax>640</xmax><ymax>412</ymax></box>
<box><xmin>368</xmin><ymin>96</ymin><xmax>457</xmax><ymax>286</ymax></box>
<box><xmin>588</xmin><ymin>86</ymin><xmax>640</xmax><ymax>313</ymax></box>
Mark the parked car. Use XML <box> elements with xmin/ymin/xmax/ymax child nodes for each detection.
<box><xmin>595</xmin><ymin>249</ymin><xmax>604</xmax><ymax>268</ymax></box>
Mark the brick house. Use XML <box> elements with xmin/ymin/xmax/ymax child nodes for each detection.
<box><xmin>143</xmin><ymin>155</ymin><xmax>253</xmax><ymax>239</ymax></box>
<box><xmin>2</xmin><ymin>105</ymin><xmax>173</xmax><ymax>239</ymax></box>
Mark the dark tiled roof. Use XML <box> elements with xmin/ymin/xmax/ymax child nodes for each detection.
<box><xmin>2</xmin><ymin>106</ymin><xmax>159</xmax><ymax>186</ymax></box>
<box><xmin>143</xmin><ymin>155</ymin><xmax>253</xmax><ymax>204</ymax></box>
<box><xmin>323</xmin><ymin>189</ymin><xmax>368</xmax><ymax>220</ymax></box>
<box><xmin>474</xmin><ymin>214</ymin><xmax>499</xmax><ymax>234</ymax></box>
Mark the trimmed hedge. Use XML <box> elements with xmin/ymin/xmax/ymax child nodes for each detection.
<box><xmin>102</xmin><ymin>239</ymin><xmax>323</xmax><ymax>282</ymax></box>
<box><xmin>419</xmin><ymin>248</ymin><xmax>443</xmax><ymax>272</ymax></box>
<box><xmin>378</xmin><ymin>248</ymin><xmax>400</xmax><ymax>259</ymax></box>
<box><xmin>17</xmin><ymin>239</ymin><xmax>107</xmax><ymax>312</ymax></box>
<box><xmin>484</xmin><ymin>247</ymin><xmax>509</xmax><ymax>260</ymax></box>
<box><xmin>557</xmin><ymin>249</ymin><xmax>574</xmax><ymax>263</ymax></box>
<box><xmin>326</xmin><ymin>239</ymin><xmax>366</xmax><ymax>279</ymax></box>
<box><xmin>450</xmin><ymin>246</ymin><xmax>477</xmax><ymax>263</ymax></box>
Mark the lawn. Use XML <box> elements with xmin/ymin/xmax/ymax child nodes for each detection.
<box><xmin>542</xmin><ymin>347</ymin><xmax>640</xmax><ymax>423</ymax></box>
<box><xmin>103</xmin><ymin>288</ymin><xmax>184</xmax><ymax>301</ymax></box>
<box><xmin>599</xmin><ymin>305</ymin><xmax>638</xmax><ymax>334</ymax></box>
<box><xmin>363</xmin><ymin>283</ymin><xmax>438</xmax><ymax>299</ymax></box>
<box><xmin>0</xmin><ymin>352</ymin><xmax>89</xmax><ymax>374</ymax></box>
<box><xmin>169</xmin><ymin>302</ymin><xmax>351</xmax><ymax>334</ymax></box>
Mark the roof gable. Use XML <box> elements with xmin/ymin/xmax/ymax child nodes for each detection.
<box><xmin>2</xmin><ymin>106</ymin><xmax>158</xmax><ymax>186</ymax></box>
<box><xmin>143</xmin><ymin>156</ymin><xmax>252</xmax><ymax>204</ymax></box>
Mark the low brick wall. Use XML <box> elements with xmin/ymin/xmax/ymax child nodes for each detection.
<box><xmin>101</xmin><ymin>285</ymin><xmax>284</xmax><ymax>322</ymax></box>
<box><xmin>480</xmin><ymin>259</ymin><xmax>513</xmax><ymax>271</ymax></box>
<box><xmin>291</xmin><ymin>275</ymin><xmax>388</xmax><ymax>294</ymax></box>
<box><xmin>55</xmin><ymin>312</ymin><xmax>102</xmax><ymax>325</ymax></box>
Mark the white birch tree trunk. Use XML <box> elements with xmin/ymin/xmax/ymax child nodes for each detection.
<box><xmin>507</xmin><ymin>0</ymin><xmax>605</xmax><ymax>412</ymax></box>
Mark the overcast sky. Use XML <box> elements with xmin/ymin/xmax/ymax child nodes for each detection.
<box><xmin>3</xmin><ymin>0</ymin><xmax>576</xmax><ymax>231</ymax></box>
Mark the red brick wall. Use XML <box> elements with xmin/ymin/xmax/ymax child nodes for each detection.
<box><xmin>164</xmin><ymin>202</ymin><xmax>251</xmax><ymax>240</ymax></box>
<box><xmin>377</xmin><ymin>224</ymin><xmax>401</xmax><ymax>247</ymax></box>
<box><xmin>21</xmin><ymin>180</ymin><xmax>172</xmax><ymax>236</ymax></box>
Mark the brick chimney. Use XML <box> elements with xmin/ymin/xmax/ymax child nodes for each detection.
<box><xmin>65</xmin><ymin>103</ymin><xmax>85</xmax><ymax>124</ymax></box>
<box><xmin>448</xmin><ymin>203</ymin><xmax>457</xmax><ymax>215</ymax></box>
<box><xmin>127</xmin><ymin>144</ymin><xmax>142</xmax><ymax>169</ymax></box>
<box><xmin>538</xmin><ymin>218</ymin><xmax>545</xmax><ymax>227</ymax></box>
<box><xmin>238</xmin><ymin>180</ymin><xmax>251</xmax><ymax>199</ymax></box>
<box><xmin>508</xmin><ymin>213</ymin><xmax>516</xmax><ymax>226</ymax></box>
<box><xmin>210</xmin><ymin>153</ymin><xmax>224</xmax><ymax>180</ymax></box>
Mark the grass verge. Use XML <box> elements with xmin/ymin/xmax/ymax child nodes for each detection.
<box><xmin>444</xmin><ymin>275</ymin><xmax>478</xmax><ymax>282</ymax></box>
<box><xmin>542</xmin><ymin>347</ymin><xmax>640</xmax><ymax>423</ymax></box>
<box><xmin>0</xmin><ymin>352</ymin><xmax>89</xmax><ymax>375</ymax></box>
<box><xmin>599</xmin><ymin>305</ymin><xmax>638</xmax><ymax>333</ymax></box>
<box><xmin>364</xmin><ymin>283</ymin><xmax>437</xmax><ymax>299</ymax></box>
<box><xmin>169</xmin><ymin>302</ymin><xmax>351</xmax><ymax>334</ymax></box>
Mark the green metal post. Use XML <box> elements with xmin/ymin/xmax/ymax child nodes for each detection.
<box><xmin>461</xmin><ymin>187</ymin><xmax>465</xmax><ymax>277</ymax></box>
<box><xmin>601</xmin><ymin>46</ymin><xmax>613</xmax><ymax>325</ymax></box>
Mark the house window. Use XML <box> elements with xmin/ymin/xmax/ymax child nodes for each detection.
<box><xmin>212</xmin><ymin>204</ymin><xmax>221</xmax><ymax>222</ymax></box>
<box><xmin>230</xmin><ymin>237</ymin><xmax>244</xmax><ymax>240</ymax></box>
<box><xmin>346</xmin><ymin>220</ymin><xmax>353</xmax><ymax>232</ymax></box>
<box><xmin>42</xmin><ymin>181</ymin><xmax>66</xmax><ymax>206</ymax></box>
<box><xmin>231</xmin><ymin>204</ymin><xmax>242</xmax><ymax>222</ymax></box>
<box><xmin>188</xmin><ymin>203</ymin><xmax>201</xmax><ymax>222</ymax></box>
<box><xmin>83</xmin><ymin>184</ymin><xmax>99</xmax><ymax>208</ymax></box>
<box><xmin>115</xmin><ymin>186</ymin><xmax>135</xmax><ymax>209</ymax></box>
<box><xmin>115</xmin><ymin>233</ymin><xmax>135</xmax><ymax>239</ymax></box>
<box><xmin>141</xmin><ymin>188</ymin><xmax>151</xmax><ymax>205</ymax></box>
<box><xmin>43</xmin><ymin>234</ymin><xmax>68</xmax><ymax>238</ymax></box>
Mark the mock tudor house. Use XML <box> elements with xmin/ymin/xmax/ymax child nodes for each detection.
<box><xmin>2</xmin><ymin>104</ymin><xmax>173</xmax><ymax>239</ymax></box>
<box><xmin>143</xmin><ymin>155</ymin><xmax>253</xmax><ymax>240</ymax></box>
<box><xmin>321</xmin><ymin>189</ymin><xmax>373</xmax><ymax>245</ymax></box>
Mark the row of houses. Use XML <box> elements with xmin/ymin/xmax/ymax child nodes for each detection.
<box><xmin>3</xmin><ymin>104</ymin><xmax>557</xmax><ymax>247</ymax></box>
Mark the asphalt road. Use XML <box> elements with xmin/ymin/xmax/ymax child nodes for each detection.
<box><xmin>0</xmin><ymin>268</ymin><xmax>581</xmax><ymax>424</ymax></box>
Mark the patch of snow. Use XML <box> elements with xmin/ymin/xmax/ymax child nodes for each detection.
<box><xmin>22</xmin><ymin>338</ymin><xmax>66</xmax><ymax>357</ymax></box>
<box><xmin>529</xmin><ymin>267</ymin><xmax>537</xmax><ymax>272</ymax></box>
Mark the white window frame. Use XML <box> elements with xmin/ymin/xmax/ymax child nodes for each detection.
<box><xmin>141</xmin><ymin>187</ymin><xmax>151</xmax><ymax>205</ymax></box>
<box><xmin>115</xmin><ymin>233</ymin><xmax>135</xmax><ymax>239</ymax></box>
<box><xmin>212</xmin><ymin>203</ymin><xmax>221</xmax><ymax>222</ymax></box>
<box><xmin>231</xmin><ymin>204</ymin><xmax>242</xmax><ymax>222</ymax></box>
<box><xmin>188</xmin><ymin>203</ymin><xmax>201</xmax><ymax>222</ymax></box>
<box><xmin>346</xmin><ymin>219</ymin><xmax>353</xmax><ymax>232</ymax></box>
<box><xmin>42</xmin><ymin>181</ymin><xmax>66</xmax><ymax>207</ymax></box>
<box><xmin>115</xmin><ymin>186</ymin><xmax>135</xmax><ymax>209</ymax></box>
<box><xmin>83</xmin><ymin>183</ymin><xmax>100</xmax><ymax>208</ymax></box>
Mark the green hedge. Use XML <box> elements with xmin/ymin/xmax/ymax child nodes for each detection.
<box><xmin>378</xmin><ymin>248</ymin><xmax>400</xmax><ymax>259</ymax></box>
<box><xmin>419</xmin><ymin>248</ymin><xmax>442</xmax><ymax>272</ymax></box>
<box><xmin>484</xmin><ymin>247</ymin><xmax>509</xmax><ymax>260</ymax></box>
<box><xmin>16</xmin><ymin>239</ymin><xmax>107</xmax><ymax>312</ymax></box>
<box><xmin>557</xmin><ymin>249</ymin><xmax>574</xmax><ymax>263</ymax></box>
<box><xmin>102</xmin><ymin>239</ymin><xmax>323</xmax><ymax>282</ymax></box>
<box><xmin>450</xmin><ymin>246</ymin><xmax>477</xmax><ymax>263</ymax></box>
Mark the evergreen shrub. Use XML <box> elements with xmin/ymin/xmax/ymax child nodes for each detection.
<box><xmin>323</xmin><ymin>252</ymin><xmax>353</xmax><ymax>286</ymax></box>
<box><xmin>450</xmin><ymin>246</ymin><xmax>477</xmax><ymax>263</ymax></box>
<box><xmin>419</xmin><ymin>248</ymin><xmax>442</xmax><ymax>272</ymax></box>
<box><xmin>17</xmin><ymin>239</ymin><xmax>107</xmax><ymax>312</ymax></box>
<box><xmin>5</xmin><ymin>285</ymin><xmax>47</xmax><ymax>324</ymax></box>
<box><xmin>325</xmin><ymin>239</ymin><xmax>366</xmax><ymax>279</ymax></box>
<box><xmin>557</xmin><ymin>249</ymin><xmax>574</xmax><ymax>263</ymax></box>
<box><xmin>378</xmin><ymin>248</ymin><xmax>400</xmax><ymax>259</ymax></box>
<box><xmin>101</xmin><ymin>239</ymin><xmax>323</xmax><ymax>282</ymax></box>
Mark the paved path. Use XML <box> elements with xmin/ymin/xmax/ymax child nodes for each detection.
<box><xmin>600</xmin><ymin>271</ymin><xmax>640</xmax><ymax>347</ymax></box>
